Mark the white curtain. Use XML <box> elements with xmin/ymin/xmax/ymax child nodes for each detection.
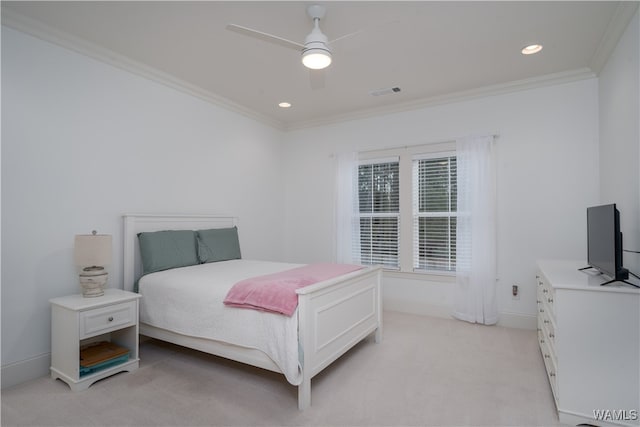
<box><xmin>335</xmin><ymin>152</ymin><xmax>360</xmax><ymax>264</ymax></box>
<box><xmin>452</xmin><ymin>135</ymin><xmax>497</xmax><ymax>325</ymax></box>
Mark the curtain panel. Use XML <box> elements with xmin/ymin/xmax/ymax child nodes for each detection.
<box><xmin>452</xmin><ymin>135</ymin><xmax>498</xmax><ymax>325</ymax></box>
<box><xmin>335</xmin><ymin>152</ymin><xmax>360</xmax><ymax>264</ymax></box>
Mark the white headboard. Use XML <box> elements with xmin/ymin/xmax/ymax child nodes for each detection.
<box><xmin>122</xmin><ymin>214</ymin><xmax>239</xmax><ymax>292</ymax></box>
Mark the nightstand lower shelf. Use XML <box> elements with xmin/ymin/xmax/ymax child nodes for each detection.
<box><xmin>51</xmin><ymin>358</ymin><xmax>139</xmax><ymax>391</ymax></box>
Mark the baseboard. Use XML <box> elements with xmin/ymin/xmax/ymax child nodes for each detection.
<box><xmin>1</xmin><ymin>353</ymin><xmax>50</xmax><ymax>389</ymax></box>
<box><xmin>383</xmin><ymin>297</ymin><xmax>453</xmax><ymax>319</ymax></box>
<box><xmin>497</xmin><ymin>311</ymin><xmax>537</xmax><ymax>330</ymax></box>
<box><xmin>384</xmin><ymin>298</ymin><xmax>537</xmax><ymax>330</ymax></box>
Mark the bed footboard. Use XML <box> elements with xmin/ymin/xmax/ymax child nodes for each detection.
<box><xmin>296</xmin><ymin>266</ymin><xmax>382</xmax><ymax>410</ymax></box>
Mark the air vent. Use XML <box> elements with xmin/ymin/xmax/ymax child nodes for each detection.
<box><xmin>369</xmin><ymin>87</ymin><xmax>401</xmax><ymax>97</ymax></box>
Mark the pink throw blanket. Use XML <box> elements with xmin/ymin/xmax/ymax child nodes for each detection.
<box><xmin>224</xmin><ymin>263</ymin><xmax>364</xmax><ymax>316</ymax></box>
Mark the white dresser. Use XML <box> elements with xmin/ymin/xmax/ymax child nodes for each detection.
<box><xmin>537</xmin><ymin>260</ymin><xmax>640</xmax><ymax>427</ymax></box>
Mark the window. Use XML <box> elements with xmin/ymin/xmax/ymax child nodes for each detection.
<box><xmin>353</xmin><ymin>144</ymin><xmax>457</xmax><ymax>275</ymax></box>
<box><xmin>357</xmin><ymin>159</ymin><xmax>400</xmax><ymax>269</ymax></box>
<box><xmin>413</xmin><ymin>154</ymin><xmax>457</xmax><ymax>272</ymax></box>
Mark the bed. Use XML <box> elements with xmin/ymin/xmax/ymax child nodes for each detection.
<box><xmin>123</xmin><ymin>214</ymin><xmax>383</xmax><ymax>410</ymax></box>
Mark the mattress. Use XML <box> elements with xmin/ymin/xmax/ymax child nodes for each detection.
<box><xmin>138</xmin><ymin>259</ymin><xmax>303</xmax><ymax>385</ymax></box>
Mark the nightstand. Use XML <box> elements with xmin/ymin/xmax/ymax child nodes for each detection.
<box><xmin>50</xmin><ymin>288</ymin><xmax>141</xmax><ymax>391</ymax></box>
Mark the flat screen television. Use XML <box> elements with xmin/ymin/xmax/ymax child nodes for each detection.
<box><xmin>586</xmin><ymin>203</ymin><xmax>628</xmax><ymax>283</ymax></box>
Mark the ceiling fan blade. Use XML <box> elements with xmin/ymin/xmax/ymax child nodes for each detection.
<box><xmin>329</xmin><ymin>20</ymin><xmax>401</xmax><ymax>46</ymax></box>
<box><xmin>329</xmin><ymin>28</ymin><xmax>365</xmax><ymax>45</ymax></box>
<box><xmin>309</xmin><ymin>68</ymin><xmax>325</xmax><ymax>90</ymax></box>
<box><xmin>226</xmin><ymin>24</ymin><xmax>304</xmax><ymax>51</ymax></box>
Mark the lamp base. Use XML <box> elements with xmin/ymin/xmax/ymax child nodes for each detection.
<box><xmin>79</xmin><ymin>267</ymin><xmax>108</xmax><ymax>298</ymax></box>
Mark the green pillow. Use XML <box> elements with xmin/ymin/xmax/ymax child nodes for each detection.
<box><xmin>137</xmin><ymin>230</ymin><xmax>198</xmax><ymax>275</ymax></box>
<box><xmin>196</xmin><ymin>227</ymin><xmax>241</xmax><ymax>263</ymax></box>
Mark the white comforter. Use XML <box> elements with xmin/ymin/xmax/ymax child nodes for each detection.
<box><xmin>138</xmin><ymin>259</ymin><xmax>303</xmax><ymax>385</ymax></box>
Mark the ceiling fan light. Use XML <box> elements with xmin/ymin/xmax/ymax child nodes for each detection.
<box><xmin>302</xmin><ymin>38</ymin><xmax>332</xmax><ymax>70</ymax></box>
<box><xmin>302</xmin><ymin>49</ymin><xmax>332</xmax><ymax>69</ymax></box>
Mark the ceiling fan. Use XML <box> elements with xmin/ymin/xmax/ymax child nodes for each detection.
<box><xmin>227</xmin><ymin>4</ymin><xmax>359</xmax><ymax>73</ymax></box>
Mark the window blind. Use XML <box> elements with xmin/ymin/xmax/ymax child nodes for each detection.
<box><xmin>357</xmin><ymin>160</ymin><xmax>400</xmax><ymax>268</ymax></box>
<box><xmin>412</xmin><ymin>154</ymin><xmax>457</xmax><ymax>272</ymax></box>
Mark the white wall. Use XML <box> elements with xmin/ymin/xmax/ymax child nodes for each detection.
<box><xmin>1</xmin><ymin>27</ymin><xmax>286</xmax><ymax>387</ymax></box>
<box><xmin>282</xmin><ymin>79</ymin><xmax>600</xmax><ymax>328</ymax></box>
<box><xmin>598</xmin><ymin>10</ymin><xmax>640</xmax><ymax>274</ymax></box>
<box><xmin>4</xmin><ymin>9</ymin><xmax>636</xmax><ymax>389</ymax></box>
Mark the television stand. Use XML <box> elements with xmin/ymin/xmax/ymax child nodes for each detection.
<box><xmin>577</xmin><ymin>266</ymin><xmax>639</xmax><ymax>288</ymax></box>
<box><xmin>600</xmin><ymin>278</ymin><xmax>640</xmax><ymax>288</ymax></box>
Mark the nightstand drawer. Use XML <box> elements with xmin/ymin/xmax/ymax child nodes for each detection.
<box><xmin>79</xmin><ymin>301</ymin><xmax>136</xmax><ymax>339</ymax></box>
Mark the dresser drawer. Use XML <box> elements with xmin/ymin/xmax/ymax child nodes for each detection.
<box><xmin>544</xmin><ymin>314</ymin><xmax>556</xmax><ymax>347</ymax></box>
<box><xmin>537</xmin><ymin>273</ymin><xmax>555</xmax><ymax>319</ymax></box>
<box><xmin>79</xmin><ymin>301</ymin><xmax>136</xmax><ymax>339</ymax></box>
<box><xmin>538</xmin><ymin>328</ymin><xmax>558</xmax><ymax>403</ymax></box>
<box><xmin>542</xmin><ymin>286</ymin><xmax>555</xmax><ymax>313</ymax></box>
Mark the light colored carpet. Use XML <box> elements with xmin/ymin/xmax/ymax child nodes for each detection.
<box><xmin>1</xmin><ymin>311</ymin><xmax>562</xmax><ymax>426</ymax></box>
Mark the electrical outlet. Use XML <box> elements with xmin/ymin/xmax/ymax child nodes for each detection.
<box><xmin>512</xmin><ymin>284</ymin><xmax>520</xmax><ymax>300</ymax></box>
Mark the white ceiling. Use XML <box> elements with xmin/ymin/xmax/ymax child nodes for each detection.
<box><xmin>2</xmin><ymin>1</ymin><xmax>637</xmax><ymax>129</ymax></box>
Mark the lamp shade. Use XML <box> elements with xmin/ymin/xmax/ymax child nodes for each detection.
<box><xmin>74</xmin><ymin>233</ymin><xmax>112</xmax><ymax>267</ymax></box>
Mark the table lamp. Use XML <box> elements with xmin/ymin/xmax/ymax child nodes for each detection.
<box><xmin>74</xmin><ymin>231</ymin><xmax>112</xmax><ymax>297</ymax></box>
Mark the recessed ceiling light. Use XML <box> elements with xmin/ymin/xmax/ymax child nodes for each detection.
<box><xmin>278</xmin><ymin>102</ymin><xmax>292</xmax><ymax>108</ymax></box>
<box><xmin>521</xmin><ymin>44</ymin><xmax>543</xmax><ymax>55</ymax></box>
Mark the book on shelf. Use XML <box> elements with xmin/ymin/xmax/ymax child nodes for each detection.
<box><xmin>80</xmin><ymin>341</ymin><xmax>129</xmax><ymax>376</ymax></box>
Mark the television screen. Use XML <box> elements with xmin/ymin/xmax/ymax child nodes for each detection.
<box><xmin>585</xmin><ymin>204</ymin><xmax>636</xmax><ymax>287</ymax></box>
<box><xmin>587</xmin><ymin>204</ymin><xmax>617</xmax><ymax>279</ymax></box>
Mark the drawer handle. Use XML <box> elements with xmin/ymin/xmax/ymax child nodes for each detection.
<box><xmin>547</xmin><ymin>298</ymin><xmax>553</xmax><ymax>303</ymax></box>
<box><xmin>543</xmin><ymin>320</ymin><xmax>549</xmax><ymax>324</ymax></box>
<box><xmin>108</xmin><ymin>316</ymin><xmax>114</xmax><ymax>322</ymax></box>
<box><xmin>542</xmin><ymin>289</ymin><xmax>548</xmax><ymax>294</ymax></box>
<box><xmin>549</xmin><ymin>372</ymin><xmax>556</xmax><ymax>377</ymax></box>
<box><xmin>539</xmin><ymin>309</ymin><xmax>544</xmax><ymax>313</ymax></box>
<box><xmin>544</xmin><ymin>354</ymin><xmax>550</xmax><ymax>359</ymax></box>
<box><xmin>537</xmin><ymin>300</ymin><xmax>541</xmax><ymax>304</ymax></box>
<box><xmin>549</xmin><ymin>333</ymin><xmax>555</xmax><ymax>338</ymax></box>
<box><xmin>540</xmin><ymin>338</ymin><xmax>545</xmax><ymax>344</ymax></box>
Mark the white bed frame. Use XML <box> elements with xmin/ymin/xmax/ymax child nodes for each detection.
<box><xmin>123</xmin><ymin>214</ymin><xmax>382</xmax><ymax>410</ymax></box>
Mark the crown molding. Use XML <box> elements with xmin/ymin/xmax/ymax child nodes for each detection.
<box><xmin>589</xmin><ymin>1</ymin><xmax>639</xmax><ymax>74</ymax></box>
<box><xmin>1</xmin><ymin>9</ymin><xmax>286</xmax><ymax>131</ymax></box>
<box><xmin>2</xmin><ymin>6</ymin><xmax>612</xmax><ymax>133</ymax></box>
<box><xmin>286</xmin><ymin>67</ymin><xmax>597</xmax><ymax>131</ymax></box>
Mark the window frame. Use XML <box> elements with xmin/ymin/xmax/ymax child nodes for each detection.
<box><xmin>412</xmin><ymin>151</ymin><xmax>457</xmax><ymax>274</ymax></box>
<box><xmin>356</xmin><ymin>141</ymin><xmax>456</xmax><ymax>278</ymax></box>
<box><xmin>356</xmin><ymin>157</ymin><xmax>401</xmax><ymax>270</ymax></box>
